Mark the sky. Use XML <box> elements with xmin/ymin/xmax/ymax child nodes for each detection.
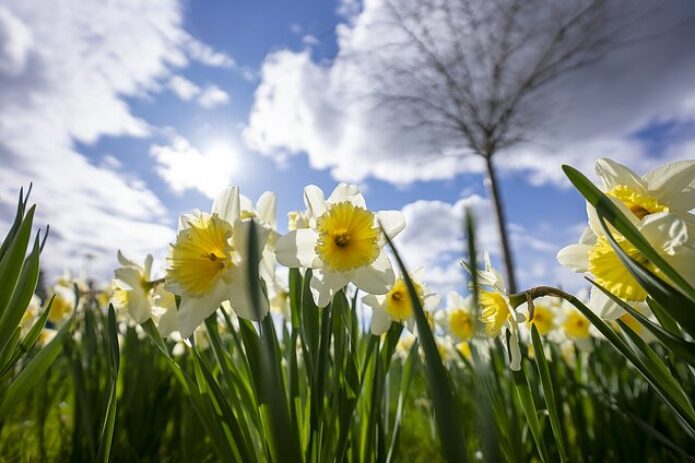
<box><xmin>1</xmin><ymin>0</ymin><xmax>694</xmax><ymax>297</ymax></box>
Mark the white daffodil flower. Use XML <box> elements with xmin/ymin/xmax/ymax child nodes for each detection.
<box><xmin>587</xmin><ymin>158</ymin><xmax>695</xmax><ymax>234</ymax></box>
<box><xmin>112</xmin><ymin>251</ymin><xmax>154</xmax><ymax>324</ymax></box>
<box><xmin>239</xmin><ymin>191</ymin><xmax>280</xmax><ymax>283</ymax></box>
<box><xmin>275</xmin><ymin>183</ymin><xmax>405</xmax><ymax>308</ymax></box>
<box><xmin>558</xmin><ymin>211</ymin><xmax>695</xmax><ymax>319</ymax></box>
<box><xmin>465</xmin><ymin>252</ymin><xmax>523</xmax><ymax>371</ymax></box>
<box><xmin>362</xmin><ymin>267</ymin><xmax>440</xmax><ymax>335</ymax></box>
<box><xmin>165</xmin><ymin>186</ymin><xmax>270</xmax><ymax>339</ymax></box>
<box><xmin>151</xmin><ymin>286</ymin><xmax>178</xmax><ymax>338</ymax></box>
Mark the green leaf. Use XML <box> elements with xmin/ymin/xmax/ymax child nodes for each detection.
<box><xmin>381</xmin><ymin>221</ymin><xmax>467</xmax><ymax>463</ymax></box>
<box><xmin>0</xmin><ymin>205</ymin><xmax>35</xmax><ymax>319</ymax></box>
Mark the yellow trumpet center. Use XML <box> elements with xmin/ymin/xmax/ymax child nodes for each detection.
<box><xmin>607</xmin><ymin>185</ymin><xmax>668</xmax><ymax>220</ymax></box>
<box><xmin>385</xmin><ymin>278</ymin><xmax>423</xmax><ymax>321</ymax></box>
<box><xmin>588</xmin><ymin>235</ymin><xmax>656</xmax><ymax>301</ymax></box>
<box><xmin>527</xmin><ymin>304</ymin><xmax>555</xmax><ymax>335</ymax></box>
<box><xmin>167</xmin><ymin>213</ymin><xmax>234</xmax><ymax>297</ymax></box>
<box><xmin>314</xmin><ymin>202</ymin><xmax>380</xmax><ymax>272</ymax></box>
<box><xmin>563</xmin><ymin>310</ymin><xmax>590</xmax><ymax>340</ymax></box>
<box><xmin>49</xmin><ymin>294</ymin><xmax>72</xmax><ymax>323</ymax></box>
<box><xmin>449</xmin><ymin>309</ymin><xmax>474</xmax><ymax>341</ymax></box>
<box><xmin>479</xmin><ymin>290</ymin><xmax>510</xmax><ymax>337</ymax></box>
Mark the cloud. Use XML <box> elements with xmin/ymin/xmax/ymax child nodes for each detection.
<box><xmin>168</xmin><ymin>76</ymin><xmax>230</xmax><ymax>108</ymax></box>
<box><xmin>184</xmin><ymin>35</ymin><xmax>235</xmax><ymax>68</ymax></box>
<box><xmin>245</xmin><ymin>1</ymin><xmax>695</xmax><ymax>187</ymax></box>
<box><xmin>150</xmin><ymin>135</ymin><xmax>239</xmax><ymax>199</ymax></box>
<box><xmin>0</xmin><ymin>0</ymin><xmax>234</xmax><ymax>280</ymax></box>
<box><xmin>197</xmin><ymin>84</ymin><xmax>230</xmax><ymax>108</ymax></box>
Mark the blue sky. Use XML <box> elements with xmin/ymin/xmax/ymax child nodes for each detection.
<box><xmin>1</xmin><ymin>0</ymin><xmax>694</xmax><ymax>295</ymax></box>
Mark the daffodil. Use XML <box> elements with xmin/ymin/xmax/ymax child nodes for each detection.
<box><xmin>362</xmin><ymin>267</ymin><xmax>440</xmax><ymax>335</ymax></box>
<box><xmin>562</xmin><ymin>309</ymin><xmax>591</xmax><ymax>340</ymax></box>
<box><xmin>112</xmin><ymin>251</ymin><xmax>155</xmax><ymax>323</ymax></box>
<box><xmin>151</xmin><ymin>286</ymin><xmax>178</xmax><ymax>337</ymax></box>
<box><xmin>525</xmin><ymin>297</ymin><xmax>556</xmax><ymax>336</ymax></box>
<box><xmin>275</xmin><ymin>184</ymin><xmax>405</xmax><ymax>307</ymax></box>
<box><xmin>445</xmin><ymin>291</ymin><xmax>475</xmax><ymax>341</ymax></box>
<box><xmin>587</xmin><ymin>158</ymin><xmax>695</xmax><ymax>232</ymax></box>
<box><xmin>466</xmin><ymin>252</ymin><xmax>523</xmax><ymax>370</ymax></box>
<box><xmin>165</xmin><ymin>186</ymin><xmax>270</xmax><ymax>339</ymax></box>
<box><xmin>558</xmin><ymin>211</ymin><xmax>695</xmax><ymax>319</ymax></box>
<box><xmin>48</xmin><ymin>284</ymin><xmax>75</xmax><ymax>326</ymax></box>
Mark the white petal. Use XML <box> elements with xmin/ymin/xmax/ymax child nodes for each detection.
<box><xmin>239</xmin><ymin>194</ymin><xmax>254</xmax><ymax>212</ymax></box>
<box><xmin>361</xmin><ymin>294</ymin><xmax>382</xmax><ymax>310</ymax></box>
<box><xmin>643</xmin><ymin>160</ymin><xmax>695</xmax><ymax>212</ymax></box>
<box><xmin>595</xmin><ymin>158</ymin><xmax>646</xmax><ymax>193</ymax></box>
<box><xmin>370</xmin><ymin>306</ymin><xmax>392</xmax><ymax>335</ymax></box>
<box><xmin>256</xmin><ymin>191</ymin><xmax>277</xmax><ymax>228</ymax></box>
<box><xmin>143</xmin><ymin>254</ymin><xmax>153</xmax><ymax>280</ymax></box>
<box><xmin>226</xmin><ymin>266</ymin><xmax>269</xmax><ymax>321</ymax></box>
<box><xmin>178</xmin><ymin>212</ymin><xmax>199</xmax><ymax>232</ymax></box>
<box><xmin>351</xmin><ymin>253</ymin><xmax>394</xmax><ymax>295</ymax></box>
<box><xmin>177</xmin><ymin>280</ymin><xmax>231</xmax><ymax>339</ymax></box>
<box><xmin>212</xmin><ymin>186</ymin><xmax>240</xmax><ymax>223</ymax></box>
<box><xmin>232</xmin><ymin>219</ymin><xmax>270</xmax><ymax>263</ymax></box>
<box><xmin>588</xmin><ymin>285</ymin><xmax>623</xmax><ymax>320</ymax></box>
<box><xmin>327</xmin><ymin>183</ymin><xmax>366</xmax><ymax>208</ymax></box>
<box><xmin>556</xmin><ymin>244</ymin><xmax>591</xmax><ymax>273</ymax></box>
<box><xmin>376</xmin><ymin>211</ymin><xmax>406</xmax><ymax>240</ymax></box>
<box><xmin>275</xmin><ymin>229</ymin><xmax>321</xmax><ymax>268</ymax></box>
<box><xmin>117</xmin><ymin>250</ymin><xmax>138</xmax><ymax>268</ymax></box>
<box><xmin>587</xmin><ymin>197</ymin><xmax>639</xmax><ymax>238</ymax></box>
<box><xmin>114</xmin><ymin>267</ymin><xmax>141</xmax><ymax>291</ymax></box>
<box><xmin>309</xmin><ymin>270</ymin><xmax>350</xmax><ymax>308</ymax></box>
<box><xmin>578</xmin><ymin>227</ymin><xmax>597</xmax><ymax>245</ymax></box>
<box><xmin>424</xmin><ymin>293</ymin><xmax>441</xmax><ymax>311</ymax></box>
<box><xmin>304</xmin><ymin>185</ymin><xmax>327</xmax><ymax>219</ymax></box>
<box><xmin>157</xmin><ymin>304</ymin><xmax>178</xmax><ymax>338</ymax></box>
<box><xmin>640</xmin><ymin>212</ymin><xmax>688</xmax><ymax>255</ymax></box>
<box><xmin>508</xmin><ymin>327</ymin><xmax>522</xmax><ymax>371</ymax></box>
<box><xmin>128</xmin><ymin>290</ymin><xmax>152</xmax><ymax>324</ymax></box>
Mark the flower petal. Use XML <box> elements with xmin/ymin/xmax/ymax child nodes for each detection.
<box><xmin>376</xmin><ymin>211</ymin><xmax>406</xmax><ymax>240</ymax></box>
<box><xmin>309</xmin><ymin>270</ymin><xmax>350</xmax><ymax>308</ymax></box>
<box><xmin>275</xmin><ymin>229</ymin><xmax>321</xmax><ymax>268</ymax></box>
<box><xmin>226</xmin><ymin>266</ymin><xmax>269</xmax><ymax>321</ymax></box>
<box><xmin>361</xmin><ymin>294</ymin><xmax>382</xmax><ymax>310</ymax></box>
<box><xmin>128</xmin><ymin>290</ymin><xmax>151</xmax><ymax>324</ymax></box>
<box><xmin>556</xmin><ymin>244</ymin><xmax>591</xmax><ymax>273</ymax></box>
<box><xmin>370</xmin><ymin>306</ymin><xmax>391</xmax><ymax>335</ymax></box>
<box><xmin>304</xmin><ymin>185</ymin><xmax>327</xmax><ymax>219</ymax></box>
<box><xmin>114</xmin><ymin>267</ymin><xmax>142</xmax><ymax>291</ymax></box>
<box><xmin>256</xmin><ymin>191</ymin><xmax>277</xmax><ymax>228</ymax></box>
<box><xmin>327</xmin><ymin>183</ymin><xmax>366</xmax><ymax>208</ymax></box>
<box><xmin>232</xmin><ymin>219</ymin><xmax>270</xmax><ymax>262</ymax></box>
<box><xmin>177</xmin><ymin>280</ymin><xmax>231</xmax><ymax>339</ymax></box>
<box><xmin>588</xmin><ymin>285</ymin><xmax>623</xmax><ymax>320</ymax></box>
<box><xmin>351</xmin><ymin>252</ymin><xmax>394</xmax><ymax>295</ymax></box>
<box><xmin>212</xmin><ymin>186</ymin><xmax>240</xmax><ymax>223</ymax></box>
<box><xmin>117</xmin><ymin>250</ymin><xmax>138</xmax><ymax>268</ymax></box>
<box><xmin>642</xmin><ymin>160</ymin><xmax>695</xmax><ymax>212</ymax></box>
<box><xmin>595</xmin><ymin>158</ymin><xmax>646</xmax><ymax>193</ymax></box>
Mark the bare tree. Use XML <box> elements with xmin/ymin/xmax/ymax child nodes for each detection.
<box><xmin>358</xmin><ymin>0</ymin><xmax>636</xmax><ymax>292</ymax></box>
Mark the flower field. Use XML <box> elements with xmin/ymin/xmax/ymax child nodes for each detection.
<box><xmin>0</xmin><ymin>158</ymin><xmax>693</xmax><ymax>462</ymax></box>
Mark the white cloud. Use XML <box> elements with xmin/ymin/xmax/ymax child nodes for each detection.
<box><xmin>150</xmin><ymin>136</ymin><xmax>238</xmax><ymax>199</ymax></box>
<box><xmin>197</xmin><ymin>84</ymin><xmax>230</xmax><ymax>108</ymax></box>
<box><xmin>184</xmin><ymin>35</ymin><xmax>235</xmax><ymax>68</ymax></box>
<box><xmin>245</xmin><ymin>1</ymin><xmax>695</xmax><ymax>187</ymax></box>
<box><xmin>169</xmin><ymin>75</ymin><xmax>201</xmax><ymax>100</ymax></box>
<box><xmin>302</xmin><ymin>35</ymin><xmax>319</xmax><ymax>46</ymax></box>
<box><xmin>0</xmin><ymin>0</ymin><xmax>234</xmax><ymax>280</ymax></box>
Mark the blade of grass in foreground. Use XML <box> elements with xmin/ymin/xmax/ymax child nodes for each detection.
<box><xmin>381</xmin><ymin>222</ymin><xmax>467</xmax><ymax>463</ymax></box>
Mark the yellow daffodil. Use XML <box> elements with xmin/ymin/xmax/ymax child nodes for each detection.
<box><xmin>526</xmin><ymin>303</ymin><xmax>555</xmax><ymax>335</ymax></box>
<box><xmin>562</xmin><ymin>310</ymin><xmax>591</xmax><ymax>340</ymax></box>
<box><xmin>466</xmin><ymin>252</ymin><xmax>522</xmax><ymax>370</ymax></box>
<box><xmin>362</xmin><ymin>267</ymin><xmax>440</xmax><ymax>335</ymax></box>
<box><xmin>276</xmin><ymin>184</ymin><xmax>405</xmax><ymax>307</ymax></box>
<box><xmin>558</xmin><ymin>211</ymin><xmax>694</xmax><ymax>319</ymax></box>
<box><xmin>445</xmin><ymin>291</ymin><xmax>475</xmax><ymax>341</ymax></box>
<box><xmin>112</xmin><ymin>251</ymin><xmax>155</xmax><ymax>324</ymax></box>
<box><xmin>166</xmin><ymin>186</ymin><xmax>270</xmax><ymax>339</ymax></box>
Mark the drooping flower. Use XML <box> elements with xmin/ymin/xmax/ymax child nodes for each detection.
<box><xmin>562</xmin><ymin>309</ymin><xmax>591</xmax><ymax>340</ymax></box>
<box><xmin>362</xmin><ymin>267</ymin><xmax>440</xmax><ymax>335</ymax></box>
<box><xmin>165</xmin><ymin>186</ymin><xmax>270</xmax><ymax>339</ymax></box>
<box><xmin>275</xmin><ymin>184</ymin><xmax>405</xmax><ymax>307</ymax></box>
<box><xmin>112</xmin><ymin>251</ymin><xmax>155</xmax><ymax>323</ymax></box>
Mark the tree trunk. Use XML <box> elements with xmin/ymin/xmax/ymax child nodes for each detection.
<box><xmin>483</xmin><ymin>155</ymin><xmax>517</xmax><ymax>293</ymax></box>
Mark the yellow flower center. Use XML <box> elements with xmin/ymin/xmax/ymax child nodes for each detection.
<box><xmin>384</xmin><ymin>278</ymin><xmax>423</xmax><ymax>321</ymax></box>
<box><xmin>167</xmin><ymin>213</ymin><xmax>234</xmax><ymax>297</ymax></box>
<box><xmin>607</xmin><ymin>185</ymin><xmax>668</xmax><ymax>220</ymax></box>
<box><xmin>563</xmin><ymin>310</ymin><xmax>590</xmax><ymax>339</ymax></box>
<box><xmin>449</xmin><ymin>309</ymin><xmax>474</xmax><ymax>340</ymax></box>
<box><xmin>588</xmin><ymin>235</ymin><xmax>656</xmax><ymax>301</ymax></box>
<box><xmin>456</xmin><ymin>342</ymin><xmax>472</xmax><ymax>361</ymax></box>
<box><xmin>314</xmin><ymin>202</ymin><xmax>380</xmax><ymax>272</ymax></box>
<box><xmin>479</xmin><ymin>290</ymin><xmax>510</xmax><ymax>337</ymax></box>
<box><xmin>527</xmin><ymin>304</ymin><xmax>554</xmax><ymax>335</ymax></box>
